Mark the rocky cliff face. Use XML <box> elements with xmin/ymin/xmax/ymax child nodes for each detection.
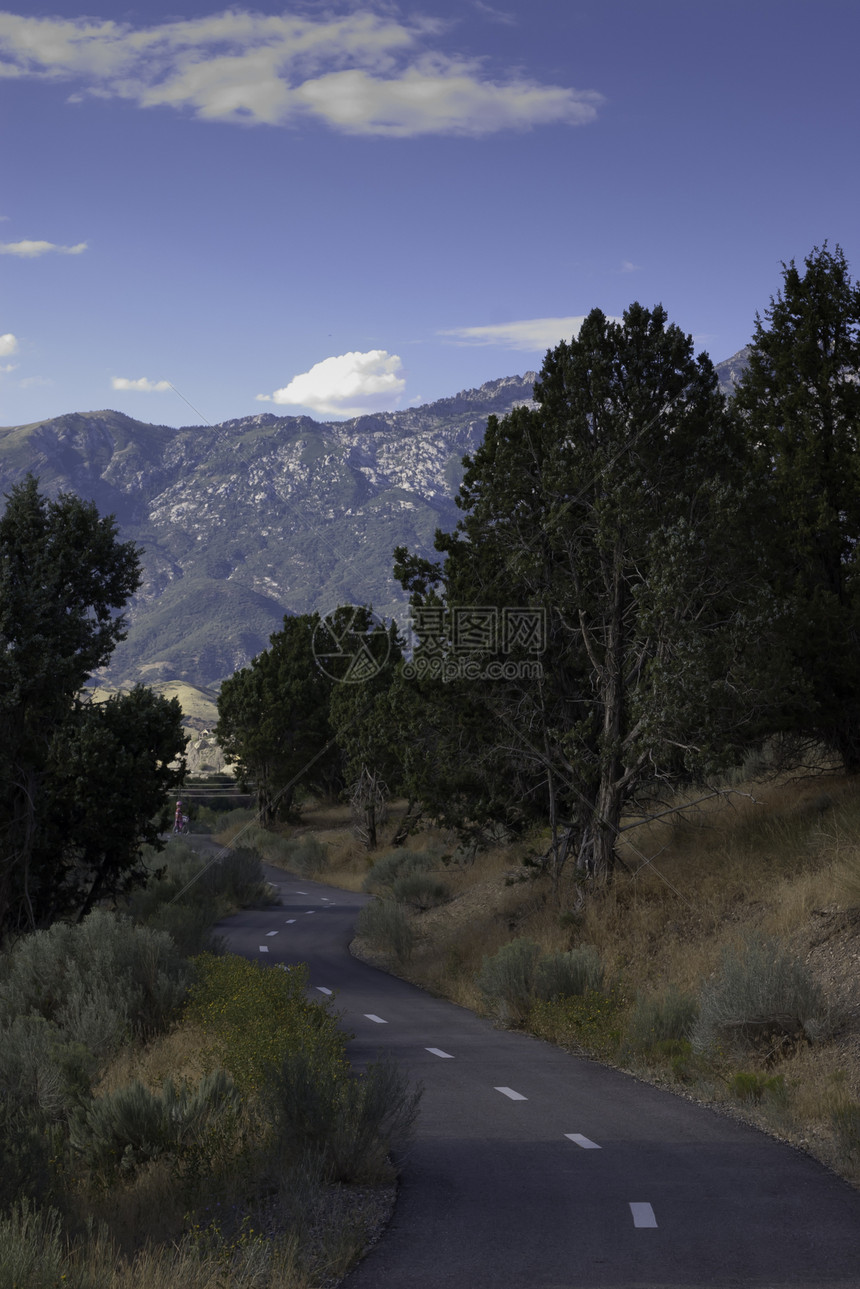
<box><xmin>0</xmin><ymin>355</ymin><xmax>745</xmax><ymax>689</ymax></box>
<box><xmin>0</xmin><ymin>374</ymin><xmax>538</xmax><ymax>686</ymax></box>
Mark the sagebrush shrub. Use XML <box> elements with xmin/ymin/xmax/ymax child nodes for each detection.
<box><xmin>476</xmin><ymin>939</ymin><xmax>541</xmax><ymax>1024</ymax></box>
<box><xmin>623</xmin><ymin>986</ymin><xmax>698</xmax><ymax>1055</ymax></box>
<box><xmin>534</xmin><ymin>947</ymin><xmax>604</xmax><ymax>1001</ymax></box>
<box><xmin>391</xmin><ymin>872</ymin><xmax>450</xmax><ymax>910</ymax></box>
<box><xmin>288</xmin><ymin>837</ymin><xmax>327</xmax><ymax>877</ymax></box>
<box><xmin>268</xmin><ymin>1051</ymin><xmax>421</xmax><ymax>1184</ymax></box>
<box><xmin>362</xmin><ymin>849</ymin><xmax>435</xmax><ymax>894</ymax></box>
<box><xmin>0</xmin><ymin>911</ymin><xmax>188</xmax><ymax>1050</ymax></box>
<box><xmin>70</xmin><ymin>1069</ymin><xmax>242</xmax><ymax>1180</ymax></box>
<box><xmin>692</xmin><ymin>936</ymin><xmax>830</xmax><ymax>1055</ymax></box>
<box><xmin>0</xmin><ymin>1200</ymin><xmax>71</xmax><ymax>1289</ymax></box>
<box><xmin>355</xmin><ymin>899</ymin><xmax>414</xmax><ymax>961</ymax></box>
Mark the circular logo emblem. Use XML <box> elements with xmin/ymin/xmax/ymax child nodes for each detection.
<box><xmin>312</xmin><ymin>605</ymin><xmax>392</xmax><ymax>684</ymax></box>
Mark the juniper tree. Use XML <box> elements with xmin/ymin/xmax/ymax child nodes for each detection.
<box><xmin>731</xmin><ymin>244</ymin><xmax>860</xmax><ymax>770</ymax></box>
<box><xmin>396</xmin><ymin>305</ymin><xmax>785</xmax><ymax>881</ymax></box>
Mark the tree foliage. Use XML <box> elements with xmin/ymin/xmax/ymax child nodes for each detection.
<box><xmin>0</xmin><ymin>475</ymin><xmax>186</xmax><ymax>936</ymax></box>
<box><xmin>395</xmin><ymin>304</ymin><xmax>783</xmax><ymax>878</ymax></box>
<box><xmin>732</xmin><ymin>243</ymin><xmax>860</xmax><ymax>769</ymax></box>
<box><xmin>215</xmin><ymin>612</ymin><xmax>340</xmax><ymax>821</ymax></box>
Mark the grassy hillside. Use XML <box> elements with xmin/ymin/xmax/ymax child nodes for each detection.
<box><xmin>261</xmin><ymin>773</ymin><xmax>860</xmax><ymax>1187</ymax></box>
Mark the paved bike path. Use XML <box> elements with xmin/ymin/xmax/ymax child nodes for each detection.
<box><xmin>216</xmin><ymin>866</ymin><xmax>860</xmax><ymax>1289</ymax></box>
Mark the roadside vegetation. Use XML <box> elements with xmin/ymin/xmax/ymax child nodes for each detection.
<box><xmin>258</xmin><ymin>776</ymin><xmax>860</xmax><ymax>1189</ymax></box>
<box><xmin>0</xmin><ymin>824</ymin><xmax>421</xmax><ymax>1289</ymax></box>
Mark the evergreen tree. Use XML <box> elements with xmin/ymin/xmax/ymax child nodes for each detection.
<box><xmin>0</xmin><ymin>476</ymin><xmax>185</xmax><ymax>934</ymax></box>
<box><xmin>215</xmin><ymin>613</ymin><xmax>341</xmax><ymax>821</ymax></box>
<box><xmin>732</xmin><ymin>244</ymin><xmax>860</xmax><ymax>770</ymax></box>
<box><xmin>396</xmin><ymin>305</ymin><xmax>783</xmax><ymax>880</ymax></box>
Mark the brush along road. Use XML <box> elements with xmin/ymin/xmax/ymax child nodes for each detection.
<box><xmin>215</xmin><ymin>868</ymin><xmax>860</xmax><ymax>1289</ymax></box>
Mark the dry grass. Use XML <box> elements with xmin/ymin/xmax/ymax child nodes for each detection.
<box><xmin>290</xmin><ymin>770</ymin><xmax>860</xmax><ymax>1186</ymax></box>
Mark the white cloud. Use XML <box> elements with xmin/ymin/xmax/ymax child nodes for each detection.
<box><xmin>19</xmin><ymin>375</ymin><xmax>53</xmax><ymax>388</ymax></box>
<box><xmin>112</xmin><ymin>376</ymin><xmax>171</xmax><ymax>392</ymax></box>
<box><xmin>0</xmin><ymin>10</ymin><xmax>602</xmax><ymax>135</ymax></box>
<box><xmin>439</xmin><ymin>316</ymin><xmax>597</xmax><ymax>351</ymax></box>
<box><xmin>257</xmin><ymin>350</ymin><xmax>406</xmax><ymax>416</ymax></box>
<box><xmin>0</xmin><ymin>332</ymin><xmax>18</xmax><ymax>356</ymax></box>
<box><xmin>619</xmin><ymin>259</ymin><xmax>641</xmax><ymax>273</ymax></box>
<box><xmin>0</xmin><ymin>239</ymin><xmax>87</xmax><ymax>257</ymax></box>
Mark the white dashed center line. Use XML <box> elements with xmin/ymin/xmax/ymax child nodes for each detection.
<box><xmin>565</xmin><ymin>1133</ymin><xmax>601</xmax><ymax>1149</ymax></box>
<box><xmin>364</xmin><ymin>1014</ymin><xmax>387</xmax><ymax>1024</ymax></box>
<box><xmin>630</xmin><ymin>1203</ymin><xmax>657</xmax><ymax>1228</ymax></box>
<box><xmin>258</xmin><ymin>946</ymin><xmax>269</xmax><ymax>953</ymax></box>
<box><xmin>305</xmin><ymin>910</ymin><xmax>316</xmax><ymax>915</ymax></box>
<box><xmin>426</xmin><ymin>1048</ymin><xmax>454</xmax><ymax>1058</ymax></box>
<box><xmin>495</xmin><ymin>1087</ymin><xmax>527</xmax><ymax>1101</ymax></box>
<box><xmin>266</xmin><ymin>931</ymin><xmax>278</xmax><ymax>936</ymax></box>
<box><xmin>285</xmin><ymin>919</ymin><xmax>296</xmax><ymax>924</ymax></box>
<box><xmin>316</xmin><ymin>987</ymin><xmax>333</xmax><ymax>996</ymax></box>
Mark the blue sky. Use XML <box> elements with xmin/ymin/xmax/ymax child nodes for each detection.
<box><xmin>1</xmin><ymin>0</ymin><xmax>858</xmax><ymax>427</ymax></box>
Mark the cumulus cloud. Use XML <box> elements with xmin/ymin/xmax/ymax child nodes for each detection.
<box><xmin>257</xmin><ymin>350</ymin><xmax>406</xmax><ymax>416</ymax></box>
<box><xmin>112</xmin><ymin>376</ymin><xmax>171</xmax><ymax>392</ymax></box>
<box><xmin>0</xmin><ymin>333</ymin><xmax>18</xmax><ymax>356</ymax></box>
<box><xmin>439</xmin><ymin>316</ymin><xmax>599</xmax><ymax>351</ymax></box>
<box><xmin>0</xmin><ymin>239</ymin><xmax>87</xmax><ymax>257</ymax></box>
<box><xmin>0</xmin><ymin>10</ymin><xmax>602</xmax><ymax>135</ymax></box>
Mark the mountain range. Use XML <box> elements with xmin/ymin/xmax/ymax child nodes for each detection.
<box><xmin>0</xmin><ymin>351</ymin><xmax>748</xmax><ymax>692</ymax></box>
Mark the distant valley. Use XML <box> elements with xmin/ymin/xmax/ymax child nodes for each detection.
<box><xmin>0</xmin><ymin>352</ymin><xmax>748</xmax><ymax>695</ymax></box>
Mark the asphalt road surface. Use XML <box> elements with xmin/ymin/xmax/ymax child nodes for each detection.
<box><xmin>215</xmin><ymin>864</ymin><xmax>860</xmax><ymax>1289</ymax></box>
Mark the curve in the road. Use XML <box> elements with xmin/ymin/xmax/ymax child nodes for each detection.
<box><xmin>216</xmin><ymin>866</ymin><xmax>860</xmax><ymax>1289</ymax></box>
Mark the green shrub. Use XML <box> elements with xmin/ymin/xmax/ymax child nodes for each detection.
<box><xmin>69</xmin><ymin>1069</ymin><xmax>242</xmax><ymax>1181</ymax></box>
<box><xmin>476</xmin><ymin>939</ymin><xmax>541</xmax><ymax>1024</ymax></box>
<box><xmin>728</xmin><ymin>1071</ymin><xmax>788</xmax><ymax>1105</ymax></box>
<box><xmin>534</xmin><ymin>947</ymin><xmax>604</xmax><ymax>1001</ymax></box>
<box><xmin>623</xmin><ymin>986</ymin><xmax>699</xmax><ymax>1056</ymax></box>
<box><xmin>362</xmin><ymin>849</ymin><xmax>436</xmax><ymax>894</ymax></box>
<box><xmin>693</xmin><ymin>936</ymin><xmax>830</xmax><ymax>1056</ymax></box>
<box><xmin>186</xmin><ymin>954</ymin><xmax>346</xmax><ymax>1092</ymax></box>
<box><xmin>268</xmin><ymin>1051</ymin><xmax>421</xmax><ymax>1184</ymax></box>
<box><xmin>391</xmin><ymin>872</ymin><xmax>450</xmax><ymax>910</ymax></box>
<box><xmin>530</xmin><ymin>988</ymin><xmax>626</xmax><ymax>1059</ymax></box>
<box><xmin>355</xmin><ymin>900</ymin><xmax>414</xmax><ymax>962</ymax></box>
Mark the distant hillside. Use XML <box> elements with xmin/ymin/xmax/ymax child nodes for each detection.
<box><xmin>0</xmin><ymin>353</ymin><xmax>748</xmax><ymax>690</ymax></box>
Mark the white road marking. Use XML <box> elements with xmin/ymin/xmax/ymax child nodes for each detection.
<box><xmin>630</xmin><ymin>1203</ymin><xmax>657</xmax><ymax>1228</ymax></box>
<box><xmin>316</xmin><ymin>987</ymin><xmax>333</xmax><ymax>995</ymax></box>
<box><xmin>305</xmin><ymin>910</ymin><xmax>316</xmax><ymax>915</ymax></box>
<box><xmin>285</xmin><ymin>919</ymin><xmax>296</xmax><ymax>924</ymax></box>
<box><xmin>258</xmin><ymin>946</ymin><xmax>269</xmax><ymax>953</ymax></box>
<box><xmin>426</xmin><ymin>1048</ymin><xmax>454</xmax><ymax>1059</ymax></box>
<box><xmin>295</xmin><ymin>891</ymin><xmax>308</xmax><ymax>894</ymax></box>
<box><xmin>266</xmin><ymin>931</ymin><xmax>278</xmax><ymax>936</ymax></box>
<box><xmin>565</xmin><ymin>1133</ymin><xmax>601</xmax><ymax>1149</ymax></box>
<box><xmin>364</xmin><ymin>1014</ymin><xmax>387</xmax><ymax>1024</ymax></box>
<box><xmin>495</xmin><ymin>1086</ymin><xmax>527</xmax><ymax>1100</ymax></box>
